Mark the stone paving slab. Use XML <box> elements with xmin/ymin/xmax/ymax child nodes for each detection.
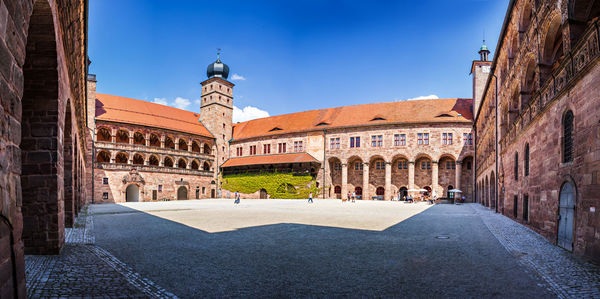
<box><xmin>25</xmin><ymin>205</ymin><xmax>177</xmax><ymax>298</ymax></box>
<box><xmin>473</xmin><ymin>204</ymin><xmax>600</xmax><ymax>298</ymax></box>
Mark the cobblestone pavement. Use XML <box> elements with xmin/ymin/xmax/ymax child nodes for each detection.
<box><xmin>25</xmin><ymin>206</ymin><xmax>177</xmax><ymax>298</ymax></box>
<box><xmin>90</xmin><ymin>199</ymin><xmax>585</xmax><ymax>298</ymax></box>
<box><xmin>473</xmin><ymin>204</ymin><xmax>600</xmax><ymax>298</ymax></box>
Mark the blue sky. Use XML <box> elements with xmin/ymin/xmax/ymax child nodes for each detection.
<box><xmin>89</xmin><ymin>0</ymin><xmax>509</xmax><ymax>122</ymax></box>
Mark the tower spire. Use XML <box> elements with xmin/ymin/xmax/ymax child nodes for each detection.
<box><xmin>478</xmin><ymin>40</ymin><xmax>490</xmax><ymax>61</ymax></box>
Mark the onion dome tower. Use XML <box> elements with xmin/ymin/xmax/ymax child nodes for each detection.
<box><xmin>206</xmin><ymin>53</ymin><xmax>230</xmax><ymax>79</ymax></box>
<box><xmin>479</xmin><ymin>40</ymin><xmax>491</xmax><ymax>61</ymax></box>
<box><xmin>200</xmin><ymin>51</ymin><xmax>235</xmax><ymax>189</ymax></box>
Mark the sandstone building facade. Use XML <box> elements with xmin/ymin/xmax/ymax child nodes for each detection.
<box><xmin>474</xmin><ymin>0</ymin><xmax>600</xmax><ymax>262</ymax></box>
<box><xmin>0</xmin><ymin>0</ymin><xmax>89</xmax><ymax>296</ymax></box>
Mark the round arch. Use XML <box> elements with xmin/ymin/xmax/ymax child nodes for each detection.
<box><xmin>177</xmin><ymin>158</ymin><xmax>187</xmax><ymax>169</ymax></box>
<box><xmin>126</xmin><ymin>184</ymin><xmax>140</xmax><ymax>202</ymax></box>
<box><xmin>132</xmin><ymin>153</ymin><xmax>144</xmax><ymax>165</ymax></box>
<box><xmin>96</xmin><ymin>127</ymin><xmax>111</xmax><ymax>142</ymax></box>
<box><xmin>133</xmin><ymin>131</ymin><xmax>145</xmax><ymax>145</ymax></box>
<box><xmin>115</xmin><ymin>129</ymin><xmax>129</xmax><ymax>144</ymax></box>
<box><xmin>96</xmin><ymin>150</ymin><xmax>111</xmax><ymax>163</ymax></box>
<box><xmin>177</xmin><ymin>186</ymin><xmax>188</xmax><ymax>200</ymax></box>
<box><xmin>164</xmin><ymin>136</ymin><xmax>175</xmax><ymax>149</ymax></box>
<box><xmin>164</xmin><ymin>156</ymin><xmax>174</xmax><ymax>167</ymax></box>
<box><xmin>115</xmin><ymin>152</ymin><xmax>128</xmax><ymax>164</ymax></box>
<box><xmin>192</xmin><ymin>141</ymin><xmax>201</xmax><ymax>153</ymax></box>
<box><xmin>191</xmin><ymin>160</ymin><xmax>200</xmax><ymax>170</ymax></box>
<box><xmin>178</xmin><ymin>138</ymin><xmax>188</xmax><ymax>151</ymax></box>
<box><xmin>148</xmin><ymin>155</ymin><xmax>159</xmax><ymax>166</ymax></box>
<box><xmin>203</xmin><ymin>143</ymin><xmax>212</xmax><ymax>154</ymax></box>
<box><xmin>149</xmin><ymin>133</ymin><xmax>161</xmax><ymax>147</ymax></box>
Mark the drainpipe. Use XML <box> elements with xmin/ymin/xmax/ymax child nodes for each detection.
<box><xmin>473</xmin><ymin>125</ymin><xmax>477</xmax><ymax>203</ymax></box>
<box><xmin>492</xmin><ymin>74</ymin><xmax>499</xmax><ymax>213</ymax></box>
<box><xmin>322</xmin><ymin>129</ymin><xmax>326</xmax><ymax>199</ymax></box>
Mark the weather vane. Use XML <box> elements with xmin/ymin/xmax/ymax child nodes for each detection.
<box><xmin>217</xmin><ymin>48</ymin><xmax>221</xmax><ymax>59</ymax></box>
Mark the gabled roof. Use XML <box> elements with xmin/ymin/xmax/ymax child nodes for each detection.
<box><xmin>221</xmin><ymin>152</ymin><xmax>320</xmax><ymax>168</ymax></box>
<box><xmin>232</xmin><ymin>98</ymin><xmax>473</xmax><ymax>140</ymax></box>
<box><xmin>95</xmin><ymin>93</ymin><xmax>214</xmax><ymax>138</ymax></box>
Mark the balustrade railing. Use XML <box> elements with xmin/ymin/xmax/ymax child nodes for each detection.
<box><xmin>500</xmin><ymin>21</ymin><xmax>599</xmax><ymax>150</ymax></box>
<box><xmin>95</xmin><ymin>162</ymin><xmax>213</xmax><ymax>176</ymax></box>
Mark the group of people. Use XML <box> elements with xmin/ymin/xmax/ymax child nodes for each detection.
<box><xmin>342</xmin><ymin>192</ymin><xmax>357</xmax><ymax>203</ymax></box>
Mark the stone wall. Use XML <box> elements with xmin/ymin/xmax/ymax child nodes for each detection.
<box><xmin>94</xmin><ymin>168</ymin><xmax>214</xmax><ymax>203</ymax></box>
<box><xmin>475</xmin><ymin>0</ymin><xmax>600</xmax><ymax>262</ymax></box>
<box><xmin>0</xmin><ymin>0</ymin><xmax>87</xmax><ymax>296</ymax></box>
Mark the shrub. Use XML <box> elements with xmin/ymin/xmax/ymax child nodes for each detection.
<box><xmin>222</xmin><ymin>172</ymin><xmax>319</xmax><ymax>199</ymax></box>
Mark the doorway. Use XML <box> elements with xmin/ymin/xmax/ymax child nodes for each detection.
<box><xmin>126</xmin><ymin>185</ymin><xmax>139</xmax><ymax>202</ymax></box>
<box><xmin>259</xmin><ymin>189</ymin><xmax>268</xmax><ymax>199</ymax></box>
<box><xmin>399</xmin><ymin>187</ymin><xmax>408</xmax><ymax>200</ymax></box>
<box><xmin>558</xmin><ymin>182</ymin><xmax>575</xmax><ymax>251</ymax></box>
<box><xmin>177</xmin><ymin>186</ymin><xmax>188</xmax><ymax>200</ymax></box>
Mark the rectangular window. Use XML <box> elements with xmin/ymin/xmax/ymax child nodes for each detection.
<box><xmin>523</xmin><ymin>195</ymin><xmax>529</xmax><ymax>222</ymax></box>
<box><xmin>397</xmin><ymin>161</ymin><xmax>407</xmax><ymax>170</ymax></box>
<box><xmin>443</xmin><ymin>133</ymin><xmax>447</xmax><ymax>145</ymax></box>
<box><xmin>250</xmin><ymin>145</ymin><xmax>257</xmax><ymax>155</ymax></box>
<box><xmin>103</xmin><ymin>177</ymin><xmax>108</xmax><ymax>184</ymax></box>
<box><xmin>418</xmin><ymin>133</ymin><xmax>423</xmax><ymax>145</ymax></box>
<box><xmin>377</xmin><ymin>135</ymin><xmax>383</xmax><ymax>147</ymax></box>
<box><xmin>294</xmin><ymin>141</ymin><xmax>303</xmax><ymax>152</ymax></box>
<box><xmin>394</xmin><ymin>134</ymin><xmax>400</xmax><ymax>146</ymax></box>
<box><xmin>514</xmin><ymin>196</ymin><xmax>518</xmax><ymax>218</ymax></box>
<box><xmin>263</xmin><ymin>144</ymin><xmax>271</xmax><ymax>154</ymax></box>
<box><xmin>330</xmin><ymin>138</ymin><xmax>336</xmax><ymax>149</ymax></box>
<box><xmin>236</xmin><ymin>147</ymin><xmax>242</xmax><ymax>156</ymax></box>
<box><xmin>330</xmin><ymin>137</ymin><xmax>340</xmax><ymax>149</ymax></box>
<box><xmin>350</xmin><ymin>137</ymin><xmax>355</xmax><ymax>148</ymax></box>
<box><xmin>152</xmin><ymin>190</ymin><xmax>157</xmax><ymax>200</ymax></box>
<box><xmin>515</xmin><ymin>152</ymin><xmax>519</xmax><ymax>181</ymax></box>
<box><xmin>103</xmin><ymin>192</ymin><xmax>108</xmax><ymax>200</ymax></box>
<box><xmin>202</xmin><ymin>187</ymin><xmax>206</xmax><ymax>194</ymax></box>
<box><xmin>468</xmin><ymin>133</ymin><xmax>473</xmax><ymax>145</ymax></box>
<box><xmin>376</xmin><ymin>161</ymin><xmax>384</xmax><ymax>170</ymax></box>
<box><xmin>371</xmin><ymin>136</ymin><xmax>377</xmax><ymax>147</ymax></box>
<box><xmin>421</xmin><ymin>162</ymin><xmax>426</xmax><ymax>170</ymax></box>
<box><xmin>424</xmin><ymin>133</ymin><xmax>429</xmax><ymax>145</ymax></box>
<box><xmin>355</xmin><ymin>136</ymin><xmax>360</xmax><ymax>148</ymax></box>
<box><xmin>196</xmin><ymin>188</ymin><xmax>200</xmax><ymax>199</ymax></box>
<box><xmin>467</xmin><ymin>161</ymin><xmax>472</xmax><ymax>170</ymax></box>
<box><xmin>278</xmin><ymin>143</ymin><xmax>286</xmax><ymax>153</ymax></box>
<box><xmin>354</xmin><ymin>162</ymin><xmax>363</xmax><ymax>171</ymax></box>
<box><xmin>400</xmin><ymin>134</ymin><xmax>406</xmax><ymax>146</ymax></box>
<box><xmin>334</xmin><ymin>163</ymin><xmax>342</xmax><ymax>171</ymax></box>
<box><xmin>158</xmin><ymin>185</ymin><xmax>163</xmax><ymax>192</ymax></box>
<box><xmin>448</xmin><ymin>133</ymin><xmax>452</xmax><ymax>145</ymax></box>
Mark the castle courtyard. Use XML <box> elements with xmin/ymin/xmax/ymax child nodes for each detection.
<box><xmin>25</xmin><ymin>200</ymin><xmax>600</xmax><ymax>298</ymax></box>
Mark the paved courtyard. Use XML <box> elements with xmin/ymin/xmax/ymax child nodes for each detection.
<box><xmin>25</xmin><ymin>199</ymin><xmax>600</xmax><ymax>298</ymax></box>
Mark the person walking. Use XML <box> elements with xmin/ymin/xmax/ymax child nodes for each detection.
<box><xmin>234</xmin><ymin>191</ymin><xmax>240</xmax><ymax>204</ymax></box>
<box><xmin>308</xmin><ymin>192</ymin><xmax>313</xmax><ymax>204</ymax></box>
<box><xmin>352</xmin><ymin>191</ymin><xmax>356</xmax><ymax>203</ymax></box>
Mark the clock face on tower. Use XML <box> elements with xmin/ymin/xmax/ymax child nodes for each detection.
<box><xmin>482</xmin><ymin>66</ymin><xmax>491</xmax><ymax>73</ymax></box>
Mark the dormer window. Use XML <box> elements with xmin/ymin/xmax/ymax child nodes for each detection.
<box><xmin>269</xmin><ymin>127</ymin><xmax>283</xmax><ymax>132</ymax></box>
<box><xmin>316</xmin><ymin>122</ymin><xmax>330</xmax><ymax>126</ymax></box>
<box><xmin>436</xmin><ymin>113</ymin><xmax>453</xmax><ymax>117</ymax></box>
<box><xmin>370</xmin><ymin>115</ymin><xmax>386</xmax><ymax>121</ymax></box>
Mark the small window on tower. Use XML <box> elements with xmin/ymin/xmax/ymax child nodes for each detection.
<box><xmin>223</xmin><ymin>123</ymin><xmax>225</xmax><ymax>129</ymax></box>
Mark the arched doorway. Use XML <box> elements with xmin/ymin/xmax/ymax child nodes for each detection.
<box><xmin>177</xmin><ymin>186</ymin><xmax>188</xmax><ymax>200</ymax></box>
<box><xmin>558</xmin><ymin>182</ymin><xmax>576</xmax><ymax>251</ymax></box>
<box><xmin>354</xmin><ymin>186</ymin><xmax>363</xmax><ymax>200</ymax></box>
<box><xmin>376</xmin><ymin>187</ymin><xmax>385</xmax><ymax>199</ymax></box>
<box><xmin>126</xmin><ymin>185</ymin><xmax>139</xmax><ymax>202</ymax></box>
<box><xmin>260</xmin><ymin>189</ymin><xmax>268</xmax><ymax>199</ymax></box>
<box><xmin>334</xmin><ymin>185</ymin><xmax>342</xmax><ymax>199</ymax></box>
<box><xmin>399</xmin><ymin>187</ymin><xmax>408</xmax><ymax>200</ymax></box>
<box><xmin>447</xmin><ymin>185</ymin><xmax>454</xmax><ymax>199</ymax></box>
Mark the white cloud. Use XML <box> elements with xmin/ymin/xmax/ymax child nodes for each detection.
<box><xmin>404</xmin><ymin>94</ymin><xmax>439</xmax><ymax>101</ymax></box>
<box><xmin>173</xmin><ymin>97</ymin><xmax>191</xmax><ymax>109</ymax></box>
<box><xmin>231</xmin><ymin>73</ymin><xmax>246</xmax><ymax>81</ymax></box>
<box><xmin>194</xmin><ymin>99</ymin><xmax>201</xmax><ymax>105</ymax></box>
<box><xmin>233</xmin><ymin>105</ymin><xmax>269</xmax><ymax>123</ymax></box>
<box><xmin>153</xmin><ymin>98</ymin><xmax>169</xmax><ymax>106</ymax></box>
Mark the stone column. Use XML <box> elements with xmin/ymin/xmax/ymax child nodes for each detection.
<box><xmin>341</xmin><ymin>163</ymin><xmax>348</xmax><ymax>200</ymax></box>
<box><xmin>175</xmin><ymin>139</ymin><xmax>179</xmax><ymax>150</ymax></box>
<box><xmin>129</xmin><ymin>136</ymin><xmax>133</xmax><ymax>145</ymax></box>
<box><xmin>385</xmin><ymin>161</ymin><xmax>392</xmax><ymax>200</ymax></box>
<box><xmin>111</xmin><ymin>128</ymin><xmax>116</xmax><ymax>143</ymax></box>
<box><xmin>188</xmin><ymin>141</ymin><xmax>193</xmax><ymax>152</ymax></box>
<box><xmin>408</xmin><ymin>161</ymin><xmax>415</xmax><ymax>189</ymax></box>
<box><xmin>160</xmin><ymin>137</ymin><xmax>165</xmax><ymax>148</ymax></box>
<box><xmin>145</xmin><ymin>133</ymin><xmax>150</xmax><ymax>146</ymax></box>
<box><xmin>455</xmin><ymin>160</ymin><xmax>462</xmax><ymax>191</ymax></box>
<box><xmin>362</xmin><ymin>162</ymin><xmax>369</xmax><ymax>200</ymax></box>
<box><xmin>431</xmin><ymin>161</ymin><xmax>439</xmax><ymax>198</ymax></box>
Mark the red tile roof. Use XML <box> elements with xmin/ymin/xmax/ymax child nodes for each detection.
<box><xmin>95</xmin><ymin>94</ymin><xmax>214</xmax><ymax>138</ymax></box>
<box><xmin>232</xmin><ymin>98</ymin><xmax>473</xmax><ymax>140</ymax></box>
<box><xmin>221</xmin><ymin>152</ymin><xmax>320</xmax><ymax>168</ymax></box>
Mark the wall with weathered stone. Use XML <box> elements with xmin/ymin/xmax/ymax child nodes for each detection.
<box><xmin>0</xmin><ymin>0</ymin><xmax>87</xmax><ymax>296</ymax></box>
